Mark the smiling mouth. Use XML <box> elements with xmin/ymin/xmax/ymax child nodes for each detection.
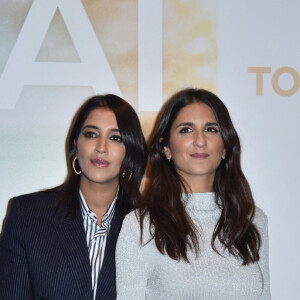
<box><xmin>90</xmin><ymin>158</ymin><xmax>110</xmax><ymax>168</ymax></box>
<box><xmin>190</xmin><ymin>153</ymin><xmax>209</xmax><ymax>159</ymax></box>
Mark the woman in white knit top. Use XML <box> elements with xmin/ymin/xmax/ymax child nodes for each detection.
<box><xmin>116</xmin><ymin>88</ymin><xmax>271</xmax><ymax>299</ymax></box>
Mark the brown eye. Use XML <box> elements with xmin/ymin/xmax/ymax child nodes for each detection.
<box><xmin>110</xmin><ymin>135</ymin><xmax>123</xmax><ymax>143</ymax></box>
<box><xmin>179</xmin><ymin>127</ymin><xmax>192</xmax><ymax>134</ymax></box>
<box><xmin>83</xmin><ymin>131</ymin><xmax>97</xmax><ymax>138</ymax></box>
<box><xmin>205</xmin><ymin>127</ymin><xmax>219</xmax><ymax>133</ymax></box>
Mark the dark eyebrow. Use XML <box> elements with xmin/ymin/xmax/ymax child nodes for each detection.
<box><xmin>82</xmin><ymin>125</ymin><xmax>99</xmax><ymax>130</ymax></box>
<box><xmin>110</xmin><ymin>128</ymin><xmax>120</xmax><ymax>133</ymax></box>
<box><xmin>206</xmin><ymin>122</ymin><xmax>219</xmax><ymax>127</ymax></box>
<box><xmin>176</xmin><ymin>122</ymin><xmax>194</xmax><ymax>128</ymax></box>
<box><xmin>176</xmin><ymin>122</ymin><xmax>219</xmax><ymax>128</ymax></box>
<box><xmin>82</xmin><ymin>125</ymin><xmax>120</xmax><ymax>133</ymax></box>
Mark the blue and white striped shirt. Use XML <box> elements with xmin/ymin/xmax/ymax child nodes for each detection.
<box><xmin>79</xmin><ymin>190</ymin><xmax>117</xmax><ymax>300</ymax></box>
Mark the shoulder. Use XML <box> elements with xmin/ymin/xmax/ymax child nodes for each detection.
<box><xmin>13</xmin><ymin>189</ymin><xmax>61</xmax><ymax>206</ymax></box>
<box><xmin>253</xmin><ymin>206</ymin><xmax>268</xmax><ymax>232</ymax></box>
<box><xmin>122</xmin><ymin>210</ymin><xmax>141</xmax><ymax>230</ymax></box>
<box><xmin>9</xmin><ymin>189</ymin><xmax>62</xmax><ymax>218</ymax></box>
<box><xmin>123</xmin><ymin>210</ymin><xmax>151</xmax><ymax>227</ymax></box>
<box><xmin>1</xmin><ymin>189</ymin><xmax>63</xmax><ymax>242</ymax></box>
<box><xmin>117</xmin><ymin>211</ymin><xmax>141</xmax><ymax>252</ymax></box>
<box><xmin>121</xmin><ymin>210</ymin><xmax>152</xmax><ymax>242</ymax></box>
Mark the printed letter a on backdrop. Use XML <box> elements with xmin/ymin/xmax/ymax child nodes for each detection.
<box><xmin>0</xmin><ymin>0</ymin><xmax>121</xmax><ymax>109</ymax></box>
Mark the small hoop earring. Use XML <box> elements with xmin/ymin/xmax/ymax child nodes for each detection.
<box><xmin>128</xmin><ymin>171</ymin><xmax>133</xmax><ymax>181</ymax></box>
<box><xmin>122</xmin><ymin>170</ymin><xmax>133</xmax><ymax>181</ymax></box>
<box><xmin>72</xmin><ymin>156</ymin><xmax>81</xmax><ymax>175</ymax></box>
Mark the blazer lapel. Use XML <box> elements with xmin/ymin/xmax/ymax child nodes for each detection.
<box><xmin>95</xmin><ymin>214</ymin><xmax>122</xmax><ymax>300</ymax></box>
<box><xmin>52</xmin><ymin>208</ymin><xmax>93</xmax><ymax>300</ymax></box>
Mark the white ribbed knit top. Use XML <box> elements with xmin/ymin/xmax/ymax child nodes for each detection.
<box><xmin>116</xmin><ymin>193</ymin><xmax>271</xmax><ymax>299</ymax></box>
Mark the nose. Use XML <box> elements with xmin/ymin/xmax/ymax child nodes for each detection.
<box><xmin>96</xmin><ymin>137</ymin><xmax>107</xmax><ymax>153</ymax></box>
<box><xmin>193</xmin><ymin>130</ymin><xmax>206</xmax><ymax>147</ymax></box>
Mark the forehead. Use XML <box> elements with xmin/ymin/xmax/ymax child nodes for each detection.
<box><xmin>83</xmin><ymin>107</ymin><xmax>118</xmax><ymax>127</ymax></box>
<box><xmin>173</xmin><ymin>102</ymin><xmax>216</xmax><ymax>125</ymax></box>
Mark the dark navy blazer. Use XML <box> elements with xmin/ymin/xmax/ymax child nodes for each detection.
<box><xmin>0</xmin><ymin>190</ymin><xmax>122</xmax><ymax>300</ymax></box>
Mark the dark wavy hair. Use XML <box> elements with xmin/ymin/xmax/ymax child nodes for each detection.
<box><xmin>139</xmin><ymin>88</ymin><xmax>261</xmax><ymax>265</ymax></box>
<box><xmin>55</xmin><ymin>94</ymin><xmax>147</xmax><ymax>219</ymax></box>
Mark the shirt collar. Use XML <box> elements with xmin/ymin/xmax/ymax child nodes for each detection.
<box><xmin>79</xmin><ymin>188</ymin><xmax>118</xmax><ymax>224</ymax></box>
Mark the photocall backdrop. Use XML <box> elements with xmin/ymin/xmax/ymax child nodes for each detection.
<box><xmin>0</xmin><ymin>0</ymin><xmax>299</xmax><ymax>298</ymax></box>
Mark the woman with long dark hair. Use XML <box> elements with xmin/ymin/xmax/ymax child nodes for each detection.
<box><xmin>0</xmin><ymin>94</ymin><xmax>147</xmax><ymax>300</ymax></box>
<box><xmin>116</xmin><ymin>88</ymin><xmax>270</xmax><ymax>299</ymax></box>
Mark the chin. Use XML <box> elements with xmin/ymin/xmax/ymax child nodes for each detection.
<box><xmin>93</xmin><ymin>177</ymin><xmax>118</xmax><ymax>185</ymax></box>
<box><xmin>82</xmin><ymin>172</ymin><xmax>117</xmax><ymax>185</ymax></box>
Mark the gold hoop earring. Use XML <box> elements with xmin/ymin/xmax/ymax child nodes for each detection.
<box><xmin>72</xmin><ymin>156</ymin><xmax>81</xmax><ymax>175</ymax></box>
<box><xmin>128</xmin><ymin>171</ymin><xmax>133</xmax><ymax>181</ymax></box>
<box><xmin>122</xmin><ymin>170</ymin><xmax>133</xmax><ymax>181</ymax></box>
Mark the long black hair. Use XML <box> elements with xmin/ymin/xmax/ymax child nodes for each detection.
<box><xmin>56</xmin><ymin>94</ymin><xmax>147</xmax><ymax>219</ymax></box>
<box><xmin>139</xmin><ymin>88</ymin><xmax>261</xmax><ymax>265</ymax></box>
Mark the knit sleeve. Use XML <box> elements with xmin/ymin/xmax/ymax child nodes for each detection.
<box><xmin>116</xmin><ymin>212</ymin><xmax>151</xmax><ymax>300</ymax></box>
<box><xmin>255</xmin><ymin>207</ymin><xmax>271</xmax><ymax>299</ymax></box>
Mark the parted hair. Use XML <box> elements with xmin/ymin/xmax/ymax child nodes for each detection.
<box><xmin>139</xmin><ymin>88</ymin><xmax>261</xmax><ymax>265</ymax></box>
<box><xmin>55</xmin><ymin>94</ymin><xmax>147</xmax><ymax>219</ymax></box>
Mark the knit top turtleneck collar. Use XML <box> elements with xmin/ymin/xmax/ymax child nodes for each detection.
<box><xmin>182</xmin><ymin>192</ymin><xmax>219</xmax><ymax>212</ymax></box>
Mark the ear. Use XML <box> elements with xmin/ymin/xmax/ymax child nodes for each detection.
<box><xmin>74</xmin><ymin>139</ymin><xmax>77</xmax><ymax>151</ymax></box>
<box><xmin>222</xmin><ymin>148</ymin><xmax>226</xmax><ymax>160</ymax></box>
<box><xmin>159</xmin><ymin>137</ymin><xmax>172</xmax><ymax>160</ymax></box>
<box><xmin>163</xmin><ymin>145</ymin><xmax>172</xmax><ymax>160</ymax></box>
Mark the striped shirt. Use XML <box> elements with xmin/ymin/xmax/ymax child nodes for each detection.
<box><xmin>79</xmin><ymin>190</ymin><xmax>117</xmax><ymax>300</ymax></box>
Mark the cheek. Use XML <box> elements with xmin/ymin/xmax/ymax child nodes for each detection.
<box><xmin>169</xmin><ymin>137</ymin><xmax>186</xmax><ymax>157</ymax></box>
<box><xmin>216</xmin><ymin>143</ymin><xmax>225</xmax><ymax>159</ymax></box>
<box><xmin>119</xmin><ymin>152</ymin><xmax>126</xmax><ymax>164</ymax></box>
<box><xmin>76</xmin><ymin>141</ymin><xmax>90</xmax><ymax>158</ymax></box>
<box><xmin>208</xmin><ymin>138</ymin><xmax>224</xmax><ymax>159</ymax></box>
<box><xmin>112</xmin><ymin>146</ymin><xmax>126</xmax><ymax>163</ymax></box>
<box><xmin>221</xmin><ymin>147</ymin><xmax>226</xmax><ymax>159</ymax></box>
